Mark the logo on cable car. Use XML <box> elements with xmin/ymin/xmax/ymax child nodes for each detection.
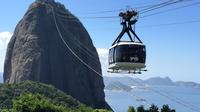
<box><xmin>130</xmin><ymin>57</ymin><xmax>139</xmax><ymax>62</ymax></box>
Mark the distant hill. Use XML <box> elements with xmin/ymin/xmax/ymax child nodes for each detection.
<box><xmin>175</xmin><ymin>81</ymin><xmax>200</xmax><ymax>88</ymax></box>
<box><xmin>105</xmin><ymin>81</ymin><xmax>132</xmax><ymax>92</ymax></box>
<box><xmin>104</xmin><ymin>76</ymin><xmax>200</xmax><ymax>91</ymax></box>
<box><xmin>144</xmin><ymin>77</ymin><xmax>200</xmax><ymax>88</ymax></box>
<box><xmin>144</xmin><ymin>77</ymin><xmax>174</xmax><ymax>86</ymax></box>
<box><xmin>0</xmin><ymin>80</ymin><xmax>111</xmax><ymax>112</ymax></box>
<box><xmin>103</xmin><ymin>76</ymin><xmax>142</xmax><ymax>86</ymax></box>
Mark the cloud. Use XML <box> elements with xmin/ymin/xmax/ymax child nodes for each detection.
<box><xmin>97</xmin><ymin>48</ymin><xmax>108</xmax><ymax>64</ymax></box>
<box><xmin>97</xmin><ymin>48</ymin><xmax>109</xmax><ymax>75</ymax></box>
<box><xmin>97</xmin><ymin>48</ymin><xmax>108</xmax><ymax>57</ymax></box>
<box><xmin>0</xmin><ymin>32</ymin><xmax>12</xmax><ymax>44</ymax></box>
<box><xmin>0</xmin><ymin>32</ymin><xmax>13</xmax><ymax>73</ymax></box>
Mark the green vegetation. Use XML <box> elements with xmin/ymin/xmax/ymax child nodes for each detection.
<box><xmin>149</xmin><ymin>104</ymin><xmax>159</xmax><ymax>112</ymax></box>
<box><xmin>128</xmin><ymin>104</ymin><xmax>175</xmax><ymax>112</ymax></box>
<box><xmin>137</xmin><ymin>105</ymin><xmax>145</xmax><ymax>112</ymax></box>
<box><xmin>2</xmin><ymin>93</ymin><xmax>71</xmax><ymax>112</ymax></box>
<box><xmin>0</xmin><ymin>81</ymin><xmax>111</xmax><ymax>112</ymax></box>
<box><xmin>0</xmin><ymin>80</ymin><xmax>175</xmax><ymax>112</ymax></box>
<box><xmin>128</xmin><ymin>106</ymin><xmax>136</xmax><ymax>112</ymax></box>
<box><xmin>161</xmin><ymin>105</ymin><xmax>175</xmax><ymax>112</ymax></box>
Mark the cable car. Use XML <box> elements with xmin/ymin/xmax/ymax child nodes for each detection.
<box><xmin>108</xmin><ymin>10</ymin><xmax>147</xmax><ymax>74</ymax></box>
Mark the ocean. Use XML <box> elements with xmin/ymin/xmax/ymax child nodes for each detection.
<box><xmin>105</xmin><ymin>85</ymin><xmax>200</xmax><ymax>112</ymax></box>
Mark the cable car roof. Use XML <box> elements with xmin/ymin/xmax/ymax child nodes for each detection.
<box><xmin>109</xmin><ymin>41</ymin><xmax>145</xmax><ymax>49</ymax></box>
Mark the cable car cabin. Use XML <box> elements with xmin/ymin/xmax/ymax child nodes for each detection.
<box><xmin>108</xmin><ymin>10</ymin><xmax>147</xmax><ymax>74</ymax></box>
<box><xmin>108</xmin><ymin>41</ymin><xmax>146</xmax><ymax>73</ymax></box>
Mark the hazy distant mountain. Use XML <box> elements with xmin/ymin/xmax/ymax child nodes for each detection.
<box><xmin>105</xmin><ymin>81</ymin><xmax>132</xmax><ymax>92</ymax></box>
<box><xmin>103</xmin><ymin>76</ymin><xmax>143</xmax><ymax>86</ymax></box>
<box><xmin>144</xmin><ymin>77</ymin><xmax>174</xmax><ymax>86</ymax></box>
<box><xmin>175</xmin><ymin>81</ymin><xmax>200</xmax><ymax>88</ymax></box>
<box><xmin>0</xmin><ymin>72</ymin><xmax>3</xmax><ymax>83</ymax></box>
<box><xmin>104</xmin><ymin>76</ymin><xmax>200</xmax><ymax>91</ymax></box>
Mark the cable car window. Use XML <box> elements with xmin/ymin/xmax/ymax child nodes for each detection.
<box><xmin>128</xmin><ymin>44</ymin><xmax>146</xmax><ymax>63</ymax></box>
<box><xmin>129</xmin><ymin>45</ymin><xmax>139</xmax><ymax>62</ymax></box>
<box><xmin>109</xmin><ymin>48</ymin><xmax>114</xmax><ymax>64</ymax></box>
<box><xmin>116</xmin><ymin>45</ymin><xmax>129</xmax><ymax>62</ymax></box>
<box><xmin>138</xmin><ymin>45</ymin><xmax>146</xmax><ymax>63</ymax></box>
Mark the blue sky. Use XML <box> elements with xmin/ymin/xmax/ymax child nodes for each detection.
<box><xmin>0</xmin><ymin>0</ymin><xmax>200</xmax><ymax>82</ymax></box>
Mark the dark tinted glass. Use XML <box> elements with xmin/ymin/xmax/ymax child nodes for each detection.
<box><xmin>115</xmin><ymin>44</ymin><xmax>146</xmax><ymax>63</ymax></box>
<box><xmin>109</xmin><ymin>48</ymin><xmax>115</xmax><ymax>64</ymax></box>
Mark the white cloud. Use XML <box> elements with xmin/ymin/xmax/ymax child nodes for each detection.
<box><xmin>97</xmin><ymin>48</ymin><xmax>108</xmax><ymax>64</ymax></box>
<box><xmin>0</xmin><ymin>32</ymin><xmax>13</xmax><ymax>73</ymax></box>
<box><xmin>97</xmin><ymin>48</ymin><xmax>109</xmax><ymax>76</ymax></box>
<box><xmin>0</xmin><ymin>32</ymin><xmax>12</xmax><ymax>44</ymax></box>
<box><xmin>97</xmin><ymin>48</ymin><xmax>108</xmax><ymax>57</ymax></box>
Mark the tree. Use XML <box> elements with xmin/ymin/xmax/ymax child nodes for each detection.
<box><xmin>171</xmin><ymin>109</ymin><xmax>176</xmax><ymax>112</ymax></box>
<box><xmin>11</xmin><ymin>93</ymin><xmax>70</xmax><ymax>112</ymax></box>
<box><xmin>149</xmin><ymin>104</ymin><xmax>159</xmax><ymax>112</ymax></box>
<box><xmin>127</xmin><ymin>106</ymin><xmax>136</xmax><ymax>112</ymax></box>
<box><xmin>2</xmin><ymin>92</ymin><xmax>111</xmax><ymax>112</ymax></box>
<box><xmin>137</xmin><ymin>105</ymin><xmax>145</xmax><ymax>112</ymax></box>
<box><xmin>161</xmin><ymin>105</ymin><xmax>171</xmax><ymax>112</ymax></box>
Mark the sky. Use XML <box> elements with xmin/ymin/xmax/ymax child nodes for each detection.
<box><xmin>0</xmin><ymin>0</ymin><xmax>200</xmax><ymax>82</ymax></box>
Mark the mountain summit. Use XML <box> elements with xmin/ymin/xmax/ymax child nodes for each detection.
<box><xmin>3</xmin><ymin>0</ymin><xmax>110</xmax><ymax>109</ymax></box>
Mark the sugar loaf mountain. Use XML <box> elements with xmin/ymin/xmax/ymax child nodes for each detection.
<box><xmin>2</xmin><ymin>0</ymin><xmax>111</xmax><ymax>110</ymax></box>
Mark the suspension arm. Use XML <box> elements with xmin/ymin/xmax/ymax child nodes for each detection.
<box><xmin>130</xmin><ymin>28</ymin><xmax>143</xmax><ymax>43</ymax></box>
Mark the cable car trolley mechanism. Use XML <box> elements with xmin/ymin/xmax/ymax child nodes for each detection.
<box><xmin>108</xmin><ymin>10</ymin><xmax>147</xmax><ymax>74</ymax></box>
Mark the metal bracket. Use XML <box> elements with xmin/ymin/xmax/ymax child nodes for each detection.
<box><xmin>112</xmin><ymin>10</ymin><xmax>143</xmax><ymax>45</ymax></box>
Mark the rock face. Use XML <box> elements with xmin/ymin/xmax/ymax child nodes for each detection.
<box><xmin>3</xmin><ymin>0</ymin><xmax>110</xmax><ymax>109</ymax></box>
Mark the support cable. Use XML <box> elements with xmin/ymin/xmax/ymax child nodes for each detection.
<box><xmin>140</xmin><ymin>1</ymin><xmax>200</xmax><ymax>18</ymax></box>
<box><xmin>50</xmin><ymin>5</ymin><xmax>103</xmax><ymax>77</ymax></box>
<box><xmin>133</xmin><ymin>75</ymin><xmax>200</xmax><ymax>112</ymax></box>
<box><xmin>46</xmin><ymin>0</ymin><xmax>196</xmax><ymax>21</ymax></box>
<box><xmin>139</xmin><ymin>0</ymin><xmax>192</xmax><ymax>14</ymax></box>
